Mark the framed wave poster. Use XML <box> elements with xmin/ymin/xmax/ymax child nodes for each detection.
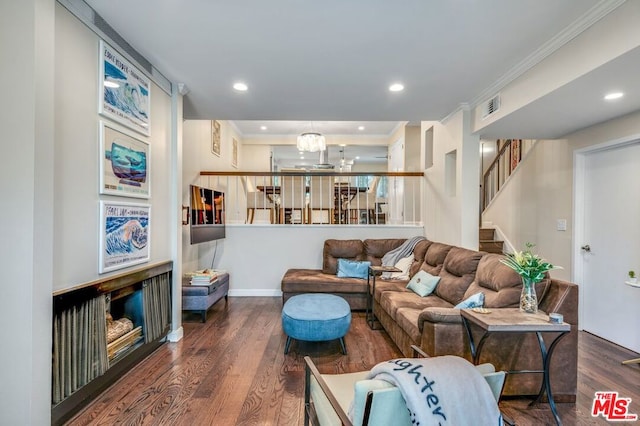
<box><xmin>99</xmin><ymin>201</ymin><xmax>150</xmax><ymax>273</ymax></box>
<box><xmin>100</xmin><ymin>121</ymin><xmax>150</xmax><ymax>199</ymax></box>
<box><xmin>99</xmin><ymin>40</ymin><xmax>151</xmax><ymax>136</ymax></box>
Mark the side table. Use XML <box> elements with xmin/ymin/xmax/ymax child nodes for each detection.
<box><xmin>365</xmin><ymin>265</ymin><xmax>400</xmax><ymax>329</ymax></box>
<box><xmin>461</xmin><ymin>308</ymin><xmax>570</xmax><ymax>426</ymax></box>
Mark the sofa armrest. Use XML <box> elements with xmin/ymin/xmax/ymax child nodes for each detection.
<box><xmin>418</xmin><ymin>307</ymin><xmax>463</xmax><ymax>327</ymax></box>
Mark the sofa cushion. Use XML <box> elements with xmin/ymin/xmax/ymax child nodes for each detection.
<box><xmin>418</xmin><ymin>307</ymin><xmax>463</xmax><ymax>326</ymax></box>
<box><xmin>416</xmin><ymin>242</ymin><xmax>453</xmax><ymax>276</ymax></box>
<box><xmin>373</xmin><ymin>280</ymin><xmax>409</xmax><ymax>303</ymax></box>
<box><xmin>282</xmin><ymin>269</ymin><xmax>367</xmax><ymax>294</ymax></box>
<box><xmin>363</xmin><ymin>238</ymin><xmax>406</xmax><ymax>265</ymax></box>
<box><xmin>380</xmin><ymin>291</ymin><xmax>453</xmax><ymax>320</ymax></box>
<box><xmin>322</xmin><ymin>239</ymin><xmax>365</xmax><ymax>275</ymax></box>
<box><xmin>461</xmin><ymin>254</ymin><xmax>551</xmax><ymax>309</ymax></box>
<box><xmin>336</xmin><ymin>259</ymin><xmax>371</xmax><ymax>279</ymax></box>
<box><xmin>394</xmin><ymin>308</ymin><xmax>422</xmax><ymax>343</ymax></box>
<box><xmin>406</xmin><ymin>270</ymin><xmax>440</xmax><ymax>297</ymax></box>
<box><xmin>433</xmin><ymin>247</ymin><xmax>485</xmax><ymax>305</ymax></box>
<box><xmin>408</xmin><ymin>240</ymin><xmax>433</xmax><ymax>277</ymax></box>
<box><xmin>389</xmin><ymin>255</ymin><xmax>413</xmax><ymax>280</ymax></box>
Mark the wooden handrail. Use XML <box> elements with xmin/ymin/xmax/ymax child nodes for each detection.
<box><xmin>482</xmin><ymin>141</ymin><xmax>512</xmax><ymax>184</ymax></box>
<box><xmin>201</xmin><ymin>170</ymin><xmax>423</xmax><ymax>177</ymax></box>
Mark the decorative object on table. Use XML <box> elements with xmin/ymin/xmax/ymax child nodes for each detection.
<box><xmin>500</xmin><ymin>243</ymin><xmax>561</xmax><ymax>314</ymax></box>
<box><xmin>628</xmin><ymin>270</ymin><xmax>637</xmax><ymax>284</ymax></box>
<box><xmin>99</xmin><ymin>41</ymin><xmax>151</xmax><ymax>136</ymax></box>
<box><xmin>99</xmin><ymin>201</ymin><xmax>150</xmax><ymax>273</ymax></box>
<box><xmin>549</xmin><ymin>312</ymin><xmax>564</xmax><ymax>324</ymax></box>
<box><xmin>99</xmin><ymin>121</ymin><xmax>150</xmax><ymax>199</ymax></box>
<box><xmin>211</xmin><ymin>120</ymin><xmax>221</xmax><ymax>156</ymax></box>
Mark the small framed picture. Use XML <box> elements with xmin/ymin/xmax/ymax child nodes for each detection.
<box><xmin>99</xmin><ymin>201</ymin><xmax>150</xmax><ymax>273</ymax></box>
<box><xmin>232</xmin><ymin>138</ymin><xmax>238</xmax><ymax>168</ymax></box>
<box><xmin>212</xmin><ymin>120</ymin><xmax>221</xmax><ymax>156</ymax></box>
<box><xmin>99</xmin><ymin>121</ymin><xmax>150</xmax><ymax>199</ymax></box>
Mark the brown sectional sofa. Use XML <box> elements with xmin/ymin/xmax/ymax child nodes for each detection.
<box><xmin>280</xmin><ymin>238</ymin><xmax>579</xmax><ymax>401</ymax></box>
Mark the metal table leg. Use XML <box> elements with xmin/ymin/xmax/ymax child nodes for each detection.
<box><xmin>530</xmin><ymin>331</ymin><xmax>569</xmax><ymax>426</ymax></box>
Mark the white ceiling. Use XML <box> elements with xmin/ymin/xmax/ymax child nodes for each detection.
<box><xmin>83</xmin><ymin>0</ymin><xmax>639</xmax><ymax>140</ymax></box>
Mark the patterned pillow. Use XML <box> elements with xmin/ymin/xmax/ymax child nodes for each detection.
<box><xmin>406</xmin><ymin>270</ymin><xmax>441</xmax><ymax>297</ymax></box>
<box><xmin>336</xmin><ymin>259</ymin><xmax>371</xmax><ymax>279</ymax></box>
<box><xmin>454</xmin><ymin>292</ymin><xmax>485</xmax><ymax>309</ymax></box>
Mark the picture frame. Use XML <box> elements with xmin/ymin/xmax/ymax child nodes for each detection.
<box><xmin>211</xmin><ymin>120</ymin><xmax>221</xmax><ymax>156</ymax></box>
<box><xmin>99</xmin><ymin>201</ymin><xmax>150</xmax><ymax>273</ymax></box>
<box><xmin>99</xmin><ymin>40</ymin><xmax>151</xmax><ymax>136</ymax></box>
<box><xmin>99</xmin><ymin>121</ymin><xmax>150</xmax><ymax>199</ymax></box>
<box><xmin>232</xmin><ymin>138</ymin><xmax>238</xmax><ymax>168</ymax></box>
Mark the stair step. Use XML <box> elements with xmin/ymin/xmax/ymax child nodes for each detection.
<box><xmin>479</xmin><ymin>240</ymin><xmax>504</xmax><ymax>254</ymax></box>
<box><xmin>479</xmin><ymin>228</ymin><xmax>495</xmax><ymax>240</ymax></box>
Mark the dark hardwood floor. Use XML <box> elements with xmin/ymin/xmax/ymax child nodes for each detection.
<box><xmin>68</xmin><ymin>297</ymin><xmax>640</xmax><ymax>426</ymax></box>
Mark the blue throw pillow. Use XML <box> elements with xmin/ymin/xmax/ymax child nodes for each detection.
<box><xmin>336</xmin><ymin>259</ymin><xmax>371</xmax><ymax>279</ymax></box>
<box><xmin>406</xmin><ymin>270</ymin><xmax>440</xmax><ymax>297</ymax></box>
<box><xmin>454</xmin><ymin>292</ymin><xmax>485</xmax><ymax>309</ymax></box>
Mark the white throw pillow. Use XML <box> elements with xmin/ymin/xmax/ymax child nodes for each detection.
<box><xmin>389</xmin><ymin>255</ymin><xmax>413</xmax><ymax>280</ymax></box>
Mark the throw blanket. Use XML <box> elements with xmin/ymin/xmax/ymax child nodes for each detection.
<box><xmin>381</xmin><ymin>236</ymin><xmax>426</xmax><ymax>278</ymax></box>
<box><xmin>364</xmin><ymin>356</ymin><xmax>501</xmax><ymax>425</ymax></box>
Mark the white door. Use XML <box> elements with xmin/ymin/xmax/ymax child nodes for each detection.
<box><xmin>580</xmin><ymin>141</ymin><xmax>640</xmax><ymax>352</ymax></box>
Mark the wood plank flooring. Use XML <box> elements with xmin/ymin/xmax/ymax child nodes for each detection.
<box><xmin>68</xmin><ymin>297</ymin><xmax>640</xmax><ymax>426</ymax></box>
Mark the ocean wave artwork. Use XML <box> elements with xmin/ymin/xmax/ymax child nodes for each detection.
<box><xmin>104</xmin><ymin>61</ymin><xmax>149</xmax><ymax>123</ymax></box>
<box><xmin>105</xmin><ymin>217</ymin><xmax>148</xmax><ymax>255</ymax></box>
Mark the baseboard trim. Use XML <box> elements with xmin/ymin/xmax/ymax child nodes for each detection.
<box><xmin>167</xmin><ymin>326</ymin><xmax>184</xmax><ymax>342</ymax></box>
<box><xmin>228</xmin><ymin>289</ymin><xmax>282</xmax><ymax>297</ymax></box>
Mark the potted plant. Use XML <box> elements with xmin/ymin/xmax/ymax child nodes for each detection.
<box><xmin>629</xmin><ymin>270</ymin><xmax>637</xmax><ymax>284</ymax></box>
<box><xmin>501</xmin><ymin>243</ymin><xmax>562</xmax><ymax>314</ymax></box>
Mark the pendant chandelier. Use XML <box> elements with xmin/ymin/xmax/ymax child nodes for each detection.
<box><xmin>297</xmin><ymin>122</ymin><xmax>326</xmax><ymax>152</ymax></box>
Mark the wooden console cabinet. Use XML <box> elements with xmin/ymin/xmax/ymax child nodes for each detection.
<box><xmin>51</xmin><ymin>261</ymin><xmax>173</xmax><ymax>425</ymax></box>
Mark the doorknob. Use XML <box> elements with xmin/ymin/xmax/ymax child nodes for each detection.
<box><xmin>581</xmin><ymin>244</ymin><xmax>591</xmax><ymax>252</ymax></box>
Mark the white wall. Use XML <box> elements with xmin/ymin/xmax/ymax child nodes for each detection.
<box><xmin>0</xmin><ymin>3</ymin><xmax>177</xmax><ymax>421</ymax></box>
<box><xmin>483</xmin><ymin>110</ymin><xmax>640</xmax><ymax>281</ymax></box>
<box><xmin>473</xmin><ymin>1</ymin><xmax>640</xmax><ymax>133</ymax></box>
<box><xmin>52</xmin><ymin>6</ymin><xmax>174</xmax><ymax>290</ymax></box>
<box><xmin>422</xmin><ymin>110</ymin><xmax>479</xmax><ymax>248</ymax></box>
<box><xmin>204</xmin><ymin>225</ymin><xmax>424</xmax><ymax>295</ymax></box>
<box><xmin>0</xmin><ymin>0</ymin><xmax>55</xmax><ymax>423</ymax></box>
<box><xmin>182</xmin><ymin>120</ymin><xmax>244</xmax><ymax>270</ymax></box>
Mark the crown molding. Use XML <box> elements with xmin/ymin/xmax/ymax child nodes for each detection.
<box><xmin>469</xmin><ymin>0</ymin><xmax>626</xmax><ymax>110</ymax></box>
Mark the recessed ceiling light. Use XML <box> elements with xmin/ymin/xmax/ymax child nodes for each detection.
<box><xmin>300</xmin><ymin>156</ymin><xmax>304</xmax><ymax>160</ymax></box>
<box><xmin>355</xmin><ymin>156</ymin><xmax>360</xmax><ymax>160</ymax></box>
<box><xmin>358</xmin><ymin>126</ymin><xmax>365</xmax><ymax>131</ymax></box>
<box><xmin>233</xmin><ymin>82</ymin><xmax>248</xmax><ymax>91</ymax></box>
<box><xmin>260</xmin><ymin>125</ymin><xmax>267</xmax><ymax>130</ymax></box>
<box><xmin>604</xmin><ymin>92</ymin><xmax>623</xmax><ymax>100</ymax></box>
<box><xmin>389</xmin><ymin>83</ymin><xmax>404</xmax><ymax>92</ymax></box>
<box><xmin>339</xmin><ymin>144</ymin><xmax>346</xmax><ymax>147</ymax></box>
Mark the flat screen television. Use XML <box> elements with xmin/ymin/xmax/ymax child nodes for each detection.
<box><xmin>190</xmin><ymin>184</ymin><xmax>225</xmax><ymax>244</ymax></box>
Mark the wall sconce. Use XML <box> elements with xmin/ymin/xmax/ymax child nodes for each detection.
<box><xmin>182</xmin><ymin>205</ymin><xmax>190</xmax><ymax>225</ymax></box>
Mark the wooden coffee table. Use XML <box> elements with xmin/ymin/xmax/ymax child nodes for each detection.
<box><xmin>461</xmin><ymin>308</ymin><xmax>570</xmax><ymax>426</ymax></box>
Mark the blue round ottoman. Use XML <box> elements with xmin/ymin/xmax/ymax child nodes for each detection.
<box><xmin>282</xmin><ymin>294</ymin><xmax>351</xmax><ymax>354</ymax></box>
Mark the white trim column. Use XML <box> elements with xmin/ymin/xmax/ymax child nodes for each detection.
<box><xmin>0</xmin><ymin>0</ymin><xmax>55</xmax><ymax>423</ymax></box>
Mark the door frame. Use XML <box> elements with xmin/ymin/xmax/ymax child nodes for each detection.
<box><xmin>573</xmin><ymin>133</ymin><xmax>640</xmax><ymax>330</ymax></box>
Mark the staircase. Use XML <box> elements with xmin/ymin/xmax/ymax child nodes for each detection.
<box><xmin>479</xmin><ymin>228</ymin><xmax>504</xmax><ymax>254</ymax></box>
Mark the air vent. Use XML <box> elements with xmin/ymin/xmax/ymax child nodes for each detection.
<box><xmin>482</xmin><ymin>95</ymin><xmax>501</xmax><ymax>119</ymax></box>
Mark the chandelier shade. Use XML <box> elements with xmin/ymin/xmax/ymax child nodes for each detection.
<box><xmin>296</xmin><ymin>132</ymin><xmax>326</xmax><ymax>152</ymax></box>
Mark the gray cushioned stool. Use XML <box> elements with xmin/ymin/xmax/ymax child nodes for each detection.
<box><xmin>182</xmin><ymin>272</ymin><xmax>229</xmax><ymax>322</ymax></box>
<box><xmin>282</xmin><ymin>293</ymin><xmax>351</xmax><ymax>354</ymax></box>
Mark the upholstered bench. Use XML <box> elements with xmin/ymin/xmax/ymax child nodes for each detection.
<box><xmin>282</xmin><ymin>293</ymin><xmax>351</xmax><ymax>354</ymax></box>
<box><xmin>182</xmin><ymin>272</ymin><xmax>229</xmax><ymax>322</ymax></box>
